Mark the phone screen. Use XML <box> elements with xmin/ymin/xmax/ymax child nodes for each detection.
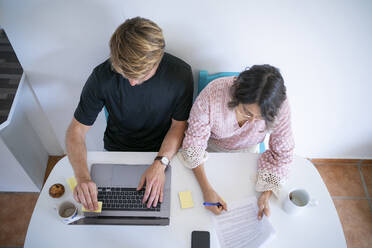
<box><xmin>191</xmin><ymin>231</ymin><xmax>210</xmax><ymax>248</ymax></box>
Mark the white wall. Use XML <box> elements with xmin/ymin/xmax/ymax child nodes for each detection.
<box><xmin>0</xmin><ymin>137</ymin><xmax>39</xmax><ymax>191</ymax></box>
<box><xmin>0</xmin><ymin>75</ymin><xmax>50</xmax><ymax>191</ymax></box>
<box><xmin>0</xmin><ymin>0</ymin><xmax>371</xmax><ymax>158</ymax></box>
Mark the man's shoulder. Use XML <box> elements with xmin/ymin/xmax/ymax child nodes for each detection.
<box><xmin>85</xmin><ymin>59</ymin><xmax>116</xmax><ymax>91</ymax></box>
<box><xmin>161</xmin><ymin>53</ymin><xmax>193</xmax><ymax>91</ymax></box>
<box><xmin>162</xmin><ymin>53</ymin><xmax>192</xmax><ymax>74</ymax></box>
<box><xmin>92</xmin><ymin>59</ymin><xmax>115</xmax><ymax>79</ymax></box>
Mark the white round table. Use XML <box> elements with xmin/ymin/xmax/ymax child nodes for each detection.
<box><xmin>25</xmin><ymin>152</ymin><xmax>346</xmax><ymax>248</ymax></box>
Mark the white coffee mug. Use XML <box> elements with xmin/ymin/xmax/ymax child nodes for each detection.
<box><xmin>283</xmin><ymin>189</ymin><xmax>319</xmax><ymax>215</ymax></box>
<box><xmin>56</xmin><ymin>201</ymin><xmax>78</xmax><ymax>224</ymax></box>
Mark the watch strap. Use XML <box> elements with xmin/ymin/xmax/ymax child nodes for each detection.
<box><xmin>154</xmin><ymin>156</ymin><xmax>170</xmax><ymax>166</ymax></box>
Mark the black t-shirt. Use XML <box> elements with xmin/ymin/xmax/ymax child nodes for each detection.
<box><xmin>74</xmin><ymin>53</ymin><xmax>194</xmax><ymax>151</ymax></box>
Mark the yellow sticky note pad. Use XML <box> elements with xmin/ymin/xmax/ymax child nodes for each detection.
<box><xmin>179</xmin><ymin>190</ymin><xmax>194</xmax><ymax>209</ymax></box>
<box><xmin>67</xmin><ymin>177</ymin><xmax>77</xmax><ymax>191</ymax></box>
<box><xmin>82</xmin><ymin>201</ymin><xmax>102</xmax><ymax>213</ymax></box>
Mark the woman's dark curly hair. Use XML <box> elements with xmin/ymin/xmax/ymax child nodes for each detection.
<box><xmin>228</xmin><ymin>64</ymin><xmax>286</xmax><ymax>129</ymax></box>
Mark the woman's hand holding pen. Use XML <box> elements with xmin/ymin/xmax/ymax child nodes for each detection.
<box><xmin>192</xmin><ymin>164</ymin><xmax>227</xmax><ymax>215</ymax></box>
<box><xmin>203</xmin><ymin>188</ymin><xmax>227</xmax><ymax>215</ymax></box>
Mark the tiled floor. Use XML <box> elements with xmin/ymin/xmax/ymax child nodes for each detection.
<box><xmin>0</xmin><ymin>193</ymin><xmax>39</xmax><ymax>247</ymax></box>
<box><xmin>312</xmin><ymin>159</ymin><xmax>372</xmax><ymax>248</ymax></box>
<box><xmin>0</xmin><ymin>157</ymin><xmax>371</xmax><ymax>247</ymax></box>
<box><xmin>0</xmin><ymin>156</ymin><xmax>64</xmax><ymax>248</ymax></box>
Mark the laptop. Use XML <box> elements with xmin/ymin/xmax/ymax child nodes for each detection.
<box><xmin>70</xmin><ymin>163</ymin><xmax>171</xmax><ymax>225</ymax></box>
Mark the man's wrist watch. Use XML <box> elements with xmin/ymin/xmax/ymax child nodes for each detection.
<box><xmin>154</xmin><ymin>156</ymin><xmax>170</xmax><ymax>167</ymax></box>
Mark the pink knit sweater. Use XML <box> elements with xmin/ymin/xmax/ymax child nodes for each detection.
<box><xmin>179</xmin><ymin>76</ymin><xmax>295</xmax><ymax>196</ymax></box>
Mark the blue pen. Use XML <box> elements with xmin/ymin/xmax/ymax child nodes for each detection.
<box><xmin>203</xmin><ymin>202</ymin><xmax>222</xmax><ymax>207</ymax></box>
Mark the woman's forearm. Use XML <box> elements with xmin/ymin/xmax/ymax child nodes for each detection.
<box><xmin>192</xmin><ymin>164</ymin><xmax>213</xmax><ymax>194</ymax></box>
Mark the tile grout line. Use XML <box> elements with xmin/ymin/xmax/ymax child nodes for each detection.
<box><xmin>366</xmin><ymin>200</ymin><xmax>372</xmax><ymax>213</ymax></box>
<box><xmin>358</xmin><ymin>161</ymin><xmax>372</xmax><ymax>212</ymax></box>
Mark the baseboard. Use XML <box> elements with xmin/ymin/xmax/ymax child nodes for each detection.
<box><xmin>310</xmin><ymin>158</ymin><xmax>372</xmax><ymax>166</ymax></box>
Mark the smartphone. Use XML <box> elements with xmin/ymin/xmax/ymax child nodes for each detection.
<box><xmin>191</xmin><ymin>231</ymin><xmax>210</xmax><ymax>248</ymax></box>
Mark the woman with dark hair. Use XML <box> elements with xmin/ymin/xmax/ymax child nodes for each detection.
<box><xmin>178</xmin><ymin>64</ymin><xmax>294</xmax><ymax>220</ymax></box>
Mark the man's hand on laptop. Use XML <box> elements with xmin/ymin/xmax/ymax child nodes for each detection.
<box><xmin>137</xmin><ymin>160</ymin><xmax>166</xmax><ymax>208</ymax></box>
<box><xmin>73</xmin><ymin>177</ymin><xmax>99</xmax><ymax>211</ymax></box>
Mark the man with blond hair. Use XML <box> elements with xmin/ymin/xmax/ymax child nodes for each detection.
<box><xmin>66</xmin><ymin>17</ymin><xmax>193</xmax><ymax>211</ymax></box>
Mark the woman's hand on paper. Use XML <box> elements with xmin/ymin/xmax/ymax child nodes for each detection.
<box><xmin>257</xmin><ymin>190</ymin><xmax>273</xmax><ymax>220</ymax></box>
<box><xmin>203</xmin><ymin>188</ymin><xmax>227</xmax><ymax>215</ymax></box>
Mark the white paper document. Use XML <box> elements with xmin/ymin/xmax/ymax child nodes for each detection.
<box><xmin>213</xmin><ymin>197</ymin><xmax>276</xmax><ymax>248</ymax></box>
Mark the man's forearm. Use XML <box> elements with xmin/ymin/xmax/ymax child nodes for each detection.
<box><xmin>157</xmin><ymin>121</ymin><xmax>186</xmax><ymax>160</ymax></box>
<box><xmin>66</xmin><ymin>128</ymin><xmax>90</xmax><ymax>181</ymax></box>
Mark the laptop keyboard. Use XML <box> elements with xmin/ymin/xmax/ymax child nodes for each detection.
<box><xmin>97</xmin><ymin>187</ymin><xmax>161</xmax><ymax>212</ymax></box>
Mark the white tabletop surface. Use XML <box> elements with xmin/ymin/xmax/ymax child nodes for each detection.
<box><xmin>25</xmin><ymin>152</ymin><xmax>346</xmax><ymax>248</ymax></box>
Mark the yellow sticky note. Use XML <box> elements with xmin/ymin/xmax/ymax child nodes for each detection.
<box><xmin>67</xmin><ymin>177</ymin><xmax>77</xmax><ymax>191</ymax></box>
<box><xmin>179</xmin><ymin>190</ymin><xmax>194</xmax><ymax>209</ymax></box>
<box><xmin>82</xmin><ymin>201</ymin><xmax>102</xmax><ymax>213</ymax></box>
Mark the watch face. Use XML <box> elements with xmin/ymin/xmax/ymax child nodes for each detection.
<box><xmin>161</xmin><ymin>157</ymin><xmax>169</xmax><ymax>165</ymax></box>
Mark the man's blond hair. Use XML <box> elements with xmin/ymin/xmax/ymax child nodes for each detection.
<box><xmin>109</xmin><ymin>17</ymin><xmax>165</xmax><ymax>79</ymax></box>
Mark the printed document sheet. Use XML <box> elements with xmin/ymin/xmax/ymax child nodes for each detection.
<box><xmin>213</xmin><ymin>197</ymin><xmax>276</xmax><ymax>248</ymax></box>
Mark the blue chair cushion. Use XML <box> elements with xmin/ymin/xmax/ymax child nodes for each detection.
<box><xmin>104</xmin><ymin>106</ymin><xmax>109</xmax><ymax>121</ymax></box>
